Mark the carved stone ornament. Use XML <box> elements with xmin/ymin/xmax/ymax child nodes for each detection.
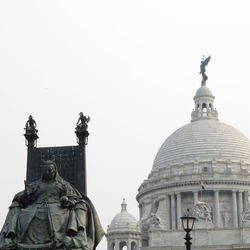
<box><xmin>192</xmin><ymin>201</ymin><xmax>212</xmax><ymax>222</ymax></box>
<box><xmin>242</xmin><ymin>209</ymin><xmax>250</xmax><ymax>223</ymax></box>
<box><xmin>148</xmin><ymin>213</ymin><xmax>161</xmax><ymax>226</ymax></box>
<box><xmin>222</xmin><ymin>211</ymin><xmax>231</xmax><ymax>227</ymax></box>
<box><xmin>140</xmin><ymin>213</ymin><xmax>162</xmax><ymax>230</ymax></box>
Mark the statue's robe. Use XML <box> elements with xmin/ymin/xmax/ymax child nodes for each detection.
<box><xmin>0</xmin><ymin>174</ymin><xmax>104</xmax><ymax>250</ymax></box>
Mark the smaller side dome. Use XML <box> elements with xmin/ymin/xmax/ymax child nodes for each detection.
<box><xmin>108</xmin><ymin>199</ymin><xmax>139</xmax><ymax>233</ymax></box>
<box><xmin>195</xmin><ymin>86</ymin><xmax>214</xmax><ymax>98</ymax></box>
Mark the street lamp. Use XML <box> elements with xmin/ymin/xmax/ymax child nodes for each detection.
<box><xmin>180</xmin><ymin>209</ymin><xmax>196</xmax><ymax>250</ymax></box>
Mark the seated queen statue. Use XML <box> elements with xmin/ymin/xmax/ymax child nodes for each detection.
<box><xmin>0</xmin><ymin>161</ymin><xmax>104</xmax><ymax>250</ymax></box>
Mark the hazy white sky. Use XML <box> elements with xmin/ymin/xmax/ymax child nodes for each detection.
<box><xmin>0</xmin><ymin>1</ymin><xmax>250</xmax><ymax>250</ymax></box>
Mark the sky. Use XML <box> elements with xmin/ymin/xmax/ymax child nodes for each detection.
<box><xmin>0</xmin><ymin>1</ymin><xmax>250</xmax><ymax>250</ymax></box>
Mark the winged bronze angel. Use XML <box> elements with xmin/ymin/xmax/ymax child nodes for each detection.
<box><xmin>200</xmin><ymin>55</ymin><xmax>211</xmax><ymax>86</ymax></box>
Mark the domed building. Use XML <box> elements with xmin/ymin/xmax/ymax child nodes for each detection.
<box><xmin>107</xmin><ymin>199</ymin><xmax>141</xmax><ymax>250</ymax></box>
<box><xmin>136</xmin><ymin>82</ymin><xmax>250</xmax><ymax>249</ymax></box>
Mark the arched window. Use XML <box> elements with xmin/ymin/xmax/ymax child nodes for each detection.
<box><xmin>119</xmin><ymin>241</ymin><xmax>127</xmax><ymax>250</ymax></box>
<box><xmin>131</xmin><ymin>241</ymin><xmax>137</xmax><ymax>250</ymax></box>
<box><xmin>111</xmin><ymin>242</ymin><xmax>115</xmax><ymax>250</ymax></box>
<box><xmin>202</xmin><ymin>103</ymin><xmax>207</xmax><ymax>111</ymax></box>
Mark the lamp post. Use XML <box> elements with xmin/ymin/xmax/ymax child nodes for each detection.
<box><xmin>180</xmin><ymin>209</ymin><xmax>196</xmax><ymax>250</ymax></box>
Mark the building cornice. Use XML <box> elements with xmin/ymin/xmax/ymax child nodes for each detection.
<box><xmin>136</xmin><ymin>179</ymin><xmax>250</xmax><ymax>201</ymax></box>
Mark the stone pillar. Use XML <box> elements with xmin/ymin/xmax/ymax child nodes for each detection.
<box><xmin>127</xmin><ymin>240</ymin><xmax>131</xmax><ymax>250</ymax></box>
<box><xmin>166</xmin><ymin>194</ymin><xmax>171</xmax><ymax>229</ymax></box>
<box><xmin>136</xmin><ymin>239</ymin><xmax>140</xmax><ymax>250</ymax></box>
<box><xmin>176</xmin><ymin>193</ymin><xmax>182</xmax><ymax>229</ymax></box>
<box><xmin>199</xmin><ymin>101</ymin><xmax>202</xmax><ymax>111</ymax></box>
<box><xmin>193</xmin><ymin>191</ymin><xmax>198</xmax><ymax>204</ymax></box>
<box><xmin>171</xmin><ymin>194</ymin><xmax>176</xmax><ymax>229</ymax></box>
<box><xmin>232</xmin><ymin>191</ymin><xmax>238</xmax><ymax>227</ymax></box>
<box><xmin>206</xmin><ymin>102</ymin><xmax>210</xmax><ymax>111</ymax></box>
<box><xmin>244</xmin><ymin>191</ymin><xmax>249</xmax><ymax>210</ymax></box>
<box><xmin>238</xmin><ymin>191</ymin><xmax>243</xmax><ymax>227</ymax></box>
<box><xmin>114</xmin><ymin>239</ymin><xmax>119</xmax><ymax>250</ymax></box>
<box><xmin>214</xmin><ymin>190</ymin><xmax>220</xmax><ymax>227</ymax></box>
<box><xmin>134</xmin><ymin>240</ymin><xmax>139</xmax><ymax>250</ymax></box>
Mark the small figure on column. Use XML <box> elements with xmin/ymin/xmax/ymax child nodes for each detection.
<box><xmin>24</xmin><ymin>115</ymin><xmax>38</xmax><ymax>147</ymax></box>
<box><xmin>75</xmin><ymin>112</ymin><xmax>90</xmax><ymax>145</ymax></box>
<box><xmin>25</xmin><ymin>115</ymin><xmax>37</xmax><ymax>132</ymax></box>
<box><xmin>76</xmin><ymin>112</ymin><xmax>90</xmax><ymax>132</ymax></box>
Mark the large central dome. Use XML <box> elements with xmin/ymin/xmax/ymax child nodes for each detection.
<box><xmin>153</xmin><ymin>119</ymin><xmax>250</xmax><ymax>169</ymax></box>
<box><xmin>153</xmin><ymin>84</ymin><xmax>250</xmax><ymax>169</ymax></box>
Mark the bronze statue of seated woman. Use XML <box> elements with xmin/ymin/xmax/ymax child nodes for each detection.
<box><xmin>0</xmin><ymin>161</ymin><xmax>104</xmax><ymax>250</ymax></box>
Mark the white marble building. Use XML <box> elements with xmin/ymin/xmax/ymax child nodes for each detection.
<box><xmin>108</xmin><ymin>83</ymin><xmax>250</xmax><ymax>250</ymax></box>
<box><xmin>106</xmin><ymin>199</ymin><xmax>141</xmax><ymax>250</ymax></box>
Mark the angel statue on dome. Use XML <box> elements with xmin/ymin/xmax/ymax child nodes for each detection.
<box><xmin>200</xmin><ymin>55</ymin><xmax>211</xmax><ymax>86</ymax></box>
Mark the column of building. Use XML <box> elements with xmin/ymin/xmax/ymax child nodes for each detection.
<box><xmin>238</xmin><ymin>191</ymin><xmax>243</xmax><ymax>227</ymax></box>
<box><xmin>167</xmin><ymin>193</ymin><xmax>182</xmax><ymax>230</ymax></box>
<box><xmin>176</xmin><ymin>193</ymin><xmax>182</xmax><ymax>229</ymax></box>
<box><xmin>214</xmin><ymin>190</ymin><xmax>220</xmax><ymax>227</ymax></box>
<box><xmin>166</xmin><ymin>194</ymin><xmax>171</xmax><ymax>229</ymax></box>
<box><xmin>127</xmin><ymin>239</ymin><xmax>131</xmax><ymax>250</ymax></box>
<box><xmin>171</xmin><ymin>194</ymin><xmax>176</xmax><ymax>229</ymax></box>
<box><xmin>232</xmin><ymin>191</ymin><xmax>238</xmax><ymax>227</ymax></box>
<box><xmin>115</xmin><ymin>239</ymin><xmax>119</xmax><ymax>250</ymax></box>
<box><xmin>244</xmin><ymin>191</ymin><xmax>249</xmax><ymax>211</ymax></box>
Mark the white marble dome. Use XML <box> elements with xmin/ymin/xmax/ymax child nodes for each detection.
<box><xmin>108</xmin><ymin>199</ymin><xmax>139</xmax><ymax>233</ymax></box>
<box><xmin>195</xmin><ymin>86</ymin><xmax>214</xmax><ymax>98</ymax></box>
<box><xmin>107</xmin><ymin>200</ymin><xmax>141</xmax><ymax>250</ymax></box>
<box><xmin>135</xmin><ymin>80</ymin><xmax>250</xmax><ymax>250</ymax></box>
<box><xmin>153</xmin><ymin>119</ymin><xmax>250</xmax><ymax>169</ymax></box>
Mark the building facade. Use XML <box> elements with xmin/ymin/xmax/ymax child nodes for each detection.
<box><xmin>109</xmin><ymin>82</ymin><xmax>250</xmax><ymax>250</ymax></box>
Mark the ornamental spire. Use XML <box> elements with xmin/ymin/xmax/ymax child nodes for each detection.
<box><xmin>121</xmin><ymin>198</ymin><xmax>127</xmax><ymax>211</ymax></box>
<box><xmin>191</xmin><ymin>56</ymin><xmax>218</xmax><ymax>122</ymax></box>
<box><xmin>200</xmin><ymin>55</ymin><xmax>211</xmax><ymax>86</ymax></box>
